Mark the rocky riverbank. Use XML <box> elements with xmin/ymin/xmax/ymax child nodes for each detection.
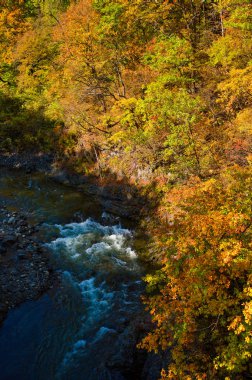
<box><xmin>0</xmin><ymin>205</ymin><xmax>56</xmax><ymax>324</ymax></box>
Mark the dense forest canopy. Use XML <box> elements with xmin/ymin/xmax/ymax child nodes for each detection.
<box><xmin>0</xmin><ymin>0</ymin><xmax>251</xmax><ymax>379</ymax></box>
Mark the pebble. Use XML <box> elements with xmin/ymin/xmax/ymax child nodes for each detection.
<box><xmin>0</xmin><ymin>206</ymin><xmax>55</xmax><ymax>324</ymax></box>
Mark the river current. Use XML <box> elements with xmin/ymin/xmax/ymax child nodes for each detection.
<box><xmin>0</xmin><ymin>169</ymin><xmax>147</xmax><ymax>380</ymax></box>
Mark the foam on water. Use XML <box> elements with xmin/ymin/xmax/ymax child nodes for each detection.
<box><xmin>85</xmin><ymin>241</ymin><xmax>111</xmax><ymax>255</ymax></box>
<box><xmin>60</xmin><ymin>339</ymin><xmax>87</xmax><ymax>372</ymax></box>
<box><xmin>79</xmin><ymin>277</ymin><xmax>114</xmax><ymax>324</ymax></box>
<box><xmin>46</xmin><ymin>216</ymin><xmax>139</xmax><ymax>333</ymax></box>
<box><xmin>45</xmin><ymin>216</ymin><xmax>141</xmax><ymax>376</ymax></box>
<box><xmin>92</xmin><ymin>326</ymin><xmax>117</xmax><ymax>343</ymax></box>
<box><xmin>54</xmin><ymin>218</ymin><xmax>132</xmax><ymax>238</ymax></box>
<box><xmin>126</xmin><ymin>247</ymin><xmax>137</xmax><ymax>258</ymax></box>
<box><xmin>73</xmin><ymin>340</ymin><xmax>87</xmax><ymax>350</ymax></box>
<box><xmin>46</xmin><ymin>217</ymin><xmax>137</xmax><ymax>266</ymax></box>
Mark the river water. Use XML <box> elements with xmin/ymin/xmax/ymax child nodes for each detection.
<box><xmin>0</xmin><ymin>169</ymin><xmax>148</xmax><ymax>380</ymax></box>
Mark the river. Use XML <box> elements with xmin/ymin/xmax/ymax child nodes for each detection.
<box><xmin>0</xmin><ymin>169</ymin><xmax>151</xmax><ymax>380</ymax></box>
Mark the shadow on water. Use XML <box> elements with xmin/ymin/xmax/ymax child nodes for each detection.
<box><xmin>0</xmin><ymin>168</ymin><xmax>103</xmax><ymax>224</ymax></box>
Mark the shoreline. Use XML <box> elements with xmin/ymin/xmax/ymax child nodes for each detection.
<box><xmin>0</xmin><ymin>205</ymin><xmax>57</xmax><ymax>324</ymax></box>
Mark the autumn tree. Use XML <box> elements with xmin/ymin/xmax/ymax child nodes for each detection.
<box><xmin>140</xmin><ymin>165</ymin><xmax>252</xmax><ymax>379</ymax></box>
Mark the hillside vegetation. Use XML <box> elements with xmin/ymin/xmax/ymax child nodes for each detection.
<box><xmin>0</xmin><ymin>0</ymin><xmax>251</xmax><ymax>378</ymax></box>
